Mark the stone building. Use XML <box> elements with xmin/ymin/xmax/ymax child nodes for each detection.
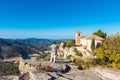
<box><xmin>75</xmin><ymin>31</ymin><xmax>82</xmax><ymax>45</ymax></box>
<box><xmin>75</xmin><ymin>31</ymin><xmax>104</xmax><ymax>52</ymax></box>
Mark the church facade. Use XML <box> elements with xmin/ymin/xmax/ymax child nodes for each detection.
<box><xmin>75</xmin><ymin>31</ymin><xmax>104</xmax><ymax>52</ymax></box>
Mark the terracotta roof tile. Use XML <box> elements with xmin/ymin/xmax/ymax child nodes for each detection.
<box><xmin>83</xmin><ymin>35</ymin><xmax>104</xmax><ymax>40</ymax></box>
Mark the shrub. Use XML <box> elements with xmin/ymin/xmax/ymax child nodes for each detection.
<box><xmin>93</xmin><ymin>57</ymin><xmax>103</xmax><ymax>65</ymax></box>
<box><xmin>74</xmin><ymin>58</ymin><xmax>98</xmax><ymax>70</ymax></box>
<box><xmin>66</xmin><ymin>40</ymin><xmax>75</xmax><ymax>48</ymax></box>
<box><xmin>95</xmin><ymin>33</ymin><xmax>120</xmax><ymax>69</ymax></box>
<box><xmin>75</xmin><ymin>50</ymin><xmax>82</xmax><ymax>57</ymax></box>
<box><xmin>91</xmin><ymin>39</ymin><xmax>95</xmax><ymax>52</ymax></box>
<box><xmin>74</xmin><ymin>58</ymin><xmax>84</xmax><ymax>70</ymax></box>
<box><xmin>66</xmin><ymin>55</ymin><xmax>72</xmax><ymax>60</ymax></box>
<box><xmin>38</xmin><ymin>53</ymin><xmax>48</xmax><ymax>59</ymax></box>
<box><xmin>44</xmin><ymin>53</ymin><xmax>51</xmax><ymax>60</ymax></box>
<box><xmin>77</xmin><ymin>64</ymin><xmax>83</xmax><ymax>70</ymax></box>
<box><xmin>38</xmin><ymin>53</ymin><xmax>51</xmax><ymax>60</ymax></box>
<box><xmin>62</xmin><ymin>42</ymin><xmax>66</xmax><ymax>49</ymax></box>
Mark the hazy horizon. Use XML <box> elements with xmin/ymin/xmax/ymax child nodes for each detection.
<box><xmin>0</xmin><ymin>37</ymin><xmax>74</xmax><ymax>40</ymax></box>
<box><xmin>0</xmin><ymin>0</ymin><xmax>120</xmax><ymax>39</ymax></box>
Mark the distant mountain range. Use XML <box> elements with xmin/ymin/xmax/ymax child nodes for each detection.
<box><xmin>0</xmin><ymin>38</ymin><xmax>71</xmax><ymax>59</ymax></box>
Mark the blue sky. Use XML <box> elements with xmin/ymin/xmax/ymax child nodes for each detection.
<box><xmin>0</xmin><ymin>0</ymin><xmax>120</xmax><ymax>39</ymax></box>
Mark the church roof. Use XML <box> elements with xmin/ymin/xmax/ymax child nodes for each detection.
<box><xmin>83</xmin><ymin>35</ymin><xmax>104</xmax><ymax>41</ymax></box>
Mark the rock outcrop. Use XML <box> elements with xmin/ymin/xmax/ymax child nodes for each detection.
<box><xmin>18</xmin><ymin>60</ymin><xmax>106</xmax><ymax>80</ymax></box>
<box><xmin>19</xmin><ymin>60</ymin><xmax>36</xmax><ymax>74</ymax></box>
<box><xmin>1</xmin><ymin>59</ymin><xmax>119</xmax><ymax>80</ymax></box>
<box><xmin>57</xmin><ymin>42</ymin><xmax>92</xmax><ymax>60</ymax></box>
<box><xmin>0</xmin><ymin>76</ymin><xmax>18</xmax><ymax>80</ymax></box>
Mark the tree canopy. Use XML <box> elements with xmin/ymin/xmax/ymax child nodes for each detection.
<box><xmin>91</xmin><ymin>39</ymin><xmax>95</xmax><ymax>52</ymax></box>
<box><xmin>95</xmin><ymin>33</ymin><xmax>120</xmax><ymax>68</ymax></box>
<box><xmin>93</xmin><ymin>29</ymin><xmax>107</xmax><ymax>38</ymax></box>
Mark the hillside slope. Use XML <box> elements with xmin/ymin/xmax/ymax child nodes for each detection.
<box><xmin>0</xmin><ymin>38</ymin><xmax>71</xmax><ymax>59</ymax></box>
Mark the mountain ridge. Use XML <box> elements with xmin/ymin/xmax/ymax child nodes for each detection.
<box><xmin>0</xmin><ymin>38</ymin><xmax>52</xmax><ymax>59</ymax></box>
<box><xmin>0</xmin><ymin>38</ymin><xmax>71</xmax><ymax>59</ymax></box>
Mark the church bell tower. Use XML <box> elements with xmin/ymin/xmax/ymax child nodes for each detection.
<box><xmin>75</xmin><ymin>31</ymin><xmax>82</xmax><ymax>45</ymax></box>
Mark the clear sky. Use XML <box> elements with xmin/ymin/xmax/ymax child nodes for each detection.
<box><xmin>0</xmin><ymin>0</ymin><xmax>120</xmax><ymax>39</ymax></box>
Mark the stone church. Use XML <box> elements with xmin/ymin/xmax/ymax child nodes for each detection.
<box><xmin>75</xmin><ymin>31</ymin><xmax>104</xmax><ymax>52</ymax></box>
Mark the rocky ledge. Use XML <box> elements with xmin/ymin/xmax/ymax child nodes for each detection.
<box><xmin>18</xmin><ymin>60</ymin><xmax>105</xmax><ymax>80</ymax></box>
<box><xmin>1</xmin><ymin>60</ymin><xmax>120</xmax><ymax>80</ymax></box>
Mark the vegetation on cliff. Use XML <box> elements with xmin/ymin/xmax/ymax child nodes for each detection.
<box><xmin>61</xmin><ymin>32</ymin><xmax>120</xmax><ymax>70</ymax></box>
<box><xmin>94</xmin><ymin>33</ymin><xmax>120</xmax><ymax>68</ymax></box>
<box><xmin>62</xmin><ymin>40</ymin><xmax>75</xmax><ymax>48</ymax></box>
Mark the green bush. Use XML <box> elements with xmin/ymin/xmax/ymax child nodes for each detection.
<box><xmin>66</xmin><ymin>55</ymin><xmax>72</xmax><ymax>60</ymax></box>
<box><xmin>39</xmin><ymin>54</ymin><xmax>48</xmax><ymax>59</ymax></box>
<box><xmin>37</xmin><ymin>52</ymin><xmax>51</xmax><ymax>60</ymax></box>
<box><xmin>117</xmin><ymin>63</ymin><xmax>120</xmax><ymax>69</ymax></box>
<box><xmin>77</xmin><ymin>64</ymin><xmax>83</xmax><ymax>70</ymax></box>
<box><xmin>74</xmin><ymin>58</ymin><xmax>99</xmax><ymax>70</ymax></box>
<box><xmin>62</xmin><ymin>42</ymin><xmax>66</xmax><ymax>49</ymax></box>
<box><xmin>75</xmin><ymin>50</ymin><xmax>82</xmax><ymax>57</ymax></box>
<box><xmin>44</xmin><ymin>53</ymin><xmax>51</xmax><ymax>60</ymax></box>
<box><xmin>93</xmin><ymin>58</ymin><xmax>103</xmax><ymax>65</ymax></box>
<box><xmin>66</xmin><ymin>40</ymin><xmax>75</xmax><ymax>48</ymax></box>
<box><xmin>91</xmin><ymin>39</ymin><xmax>95</xmax><ymax>52</ymax></box>
<box><xmin>61</xmin><ymin>40</ymin><xmax>75</xmax><ymax>48</ymax></box>
<box><xmin>95</xmin><ymin>33</ymin><xmax>120</xmax><ymax>69</ymax></box>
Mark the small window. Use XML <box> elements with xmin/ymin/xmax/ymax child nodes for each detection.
<box><xmin>78</xmin><ymin>33</ymin><xmax>80</xmax><ymax>36</ymax></box>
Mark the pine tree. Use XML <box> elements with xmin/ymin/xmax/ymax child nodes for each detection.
<box><xmin>93</xmin><ymin>29</ymin><xmax>107</xmax><ymax>38</ymax></box>
<box><xmin>91</xmin><ymin>39</ymin><xmax>95</xmax><ymax>52</ymax></box>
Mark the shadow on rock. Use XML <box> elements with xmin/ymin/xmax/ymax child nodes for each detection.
<box><xmin>61</xmin><ymin>65</ymin><xmax>71</xmax><ymax>73</ymax></box>
<box><xmin>47</xmin><ymin>73</ymin><xmax>57</xmax><ymax>80</ymax></box>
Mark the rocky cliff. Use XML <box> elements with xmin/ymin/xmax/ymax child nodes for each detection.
<box><xmin>18</xmin><ymin>60</ymin><xmax>104</xmax><ymax>80</ymax></box>
<box><xmin>1</xmin><ymin>59</ymin><xmax>120</xmax><ymax>80</ymax></box>
<box><xmin>57</xmin><ymin>42</ymin><xmax>93</xmax><ymax>60</ymax></box>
